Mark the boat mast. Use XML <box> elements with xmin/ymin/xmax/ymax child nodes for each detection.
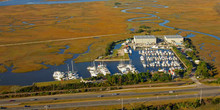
<box><xmin>67</xmin><ymin>64</ymin><xmax>70</xmax><ymax>72</ymax></box>
<box><xmin>93</xmin><ymin>61</ymin><xmax>96</xmax><ymax>69</ymax></box>
<box><xmin>71</xmin><ymin>60</ymin><xmax>74</xmax><ymax>73</ymax></box>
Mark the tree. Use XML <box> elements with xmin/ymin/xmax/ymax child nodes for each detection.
<box><xmin>114</xmin><ymin>2</ymin><xmax>121</xmax><ymax>6</ymax></box>
<box><xmin>196</xmin><ymin>61</ymin><xmax>209</xmax><ymax>78</ymax></box>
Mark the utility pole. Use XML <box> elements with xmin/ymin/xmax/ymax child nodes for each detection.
<box><xmin>121</xmin><ymin>98</ymin><xmax>123</xmax><ymax>110</ymax></box>
<box><xmin>200</xmin><ymin>89</ymin><xmax>202</xmax><ymax>104</ymax></box>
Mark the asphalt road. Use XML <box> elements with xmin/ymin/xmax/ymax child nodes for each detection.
<box><xmin>1</xmin><ymin>86</ymin><xmax>219</xmax><ymax>109</ymax></box>
<box><xmin>5</xmin><ymin>89</ymin><xmax>220</xmax><ymax>110</ymax></box>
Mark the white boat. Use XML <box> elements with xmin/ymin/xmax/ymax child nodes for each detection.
<box><xmin>129</xmin><ymin>50</ymin><xmax>132</xmax><ymax>54</ymax></box>
<box><xmin>152</xmin><ymin>45</ymin><xmax>158</xmax><ymax>49</ymax></box>
<box><xmin>87</xmin><ymin>66</ymin><xmax>99</xmax><ymax>77</ymax></box>
<box><xmin>117</xmin><ymin>63</ymin><xmax>127</xmax><ymax>74</ymax></box>
<box><xmin>142</xmin><ymin>63</ymin><xmax>146</xmax><ymax>68</ymax></box>
<box><xmin>97</xmin><ymin>63</ymin><xmax>111</xmax><ymax>76</ymax></box>
<box><xmin>68</xmin><ymin>61</ymin><xmax>79</xmax><ymax>80</ymax></box>
<box><xmin>140</xmin><ymin>56</ymin><xmax>144</xmax><ymax>61</ymax></box>
<box><xmin>158</xmin><ymin>68</ymin><xmax>165</xmax><ymax>72</ymax></box>
<box><xmin>87</xmin><ymin>62</ymin><xmax>111</xmax><ymax>77</ymax></box>
<box><xmin>53</xmin><ymin>61</ymin><xmax>79</xmax><ymax>81</ymax></box>
<box><xmin>117</xmin><ymin>60</ymin><xmax>138</xmax><ymax>74</ymax></box>
<box><xmin>53</xmin><ymin>71</ymin><xmax>65</xmax><ymax>81</ymax></box>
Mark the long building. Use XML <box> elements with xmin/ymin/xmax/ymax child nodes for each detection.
<box><xmin>164</xmin><ymin>35</ymin><xmax>183</xmax><ymax>45</ymax></box>
<box><xmin>134</xmin><ymin>35</ymin><xmax>156</xmax><ymax>44</ymax></box>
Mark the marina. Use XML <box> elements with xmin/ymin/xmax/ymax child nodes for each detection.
<box><xmin>0</xmin><ymin>37</ymin><xmax>185</xmax><ymax>85</ymax></box>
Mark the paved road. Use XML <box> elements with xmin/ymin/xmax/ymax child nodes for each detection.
<box><xmin>0</xmin><ymin>85</ymin><xmax>200</xmax><ymax>104</ymax></box>
<box><xmin>0</xmin><ymin>33</ymin><xmax>124</xmax><ymax>47</ymax></box>
<box><xmin>1</xmin><ymin>86</ymin><xmax>219</xmax><ymax>109</ymax></box>
<box><xmin>5</xmin><ymin>89</ymin><xmax>220</xmax><ymax>110</ymax></box>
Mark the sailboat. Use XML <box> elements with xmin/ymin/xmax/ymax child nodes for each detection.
<box><xmin>67</xmin><ymin>61</ymin><xmax>79</xmax><ymax>80</ymax></box>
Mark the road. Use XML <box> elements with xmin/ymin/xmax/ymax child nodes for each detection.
<box><xmin>0</xmin><ymin>33</ymin><xmax>125</xmax><ymax>47</ymax></box>
<box><xmin>1</xmin><ymin>86</ymin><xmax>219</xmax><ymax>109</ymax></box>
<box><xmin>4</xmin><ymin>88</ymin><xmax>220</xmax><ymax>110</ymax></box>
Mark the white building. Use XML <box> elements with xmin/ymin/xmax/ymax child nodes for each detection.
<box><xmin>134</xmin><ymin>35</ymin><xmax>156</xmax><ymax>44</ymax></box>
<box><xmin>164</xmin><ymin>35</ymin><xmax>183</xmax><ymax>45</ymax></box>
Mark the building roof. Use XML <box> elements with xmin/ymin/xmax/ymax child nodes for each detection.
<box><xmin>164</xmin><ymin>35</ymin><xmax>183</xmax><ymax>39</ymax></box>
<box><xmin>134</xmin><ymin>35</ymin><xmax>156</xmax><ymax>39</ymax></box>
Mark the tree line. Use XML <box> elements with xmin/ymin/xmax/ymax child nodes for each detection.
<box><xmin>16</xmin><ymin>72</ymin><xmax>171</xmax><ymax>93</ymax></box>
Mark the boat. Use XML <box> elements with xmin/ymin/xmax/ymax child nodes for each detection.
<box><xmin>158</xmin><ymin>68</ymin><xmax>165</xmax><ymax>72</ymax></box>
<box><xmin>53</xmin><ymin>61</ymin><xmax>79</xmax><ymax>81</ymax></box>
<box><xmin>140</xmin><ymin>56</ymin><xmax>144</xmax><ymax>61</ymax></box>
<box><xmin>152</xmin><ymin>45</ymin><xmax>158</xmax><ymax>49</ymax></box>
<box><xmin>117</xmin><ymin>62</ymin><xmax>127</xmax><ymax>74</ymax></box>
<box><xmin>129</xmin><ymin>50</ymin><xmax>132</xmax><ymax>54</ymax></box>
<box><xmin>117</xmin><ymin>60</ymin><xmax>138</xmax><ymax>74</ymax></box>
<box><xmin>87</xmin><ymin>61</ymin><xmax>99</xmax><ymax>77</ymax></box>
<box><xmin>53</xmin><ymin>71</ymin><xmax>65</xmax><ymax>81</ymax></box>
<box><xmin>87</xmin><ymin>62</ymin><xmax>111</xmax><ymax>77</ymax></box>
<box><xmin>97</xmin><ymin>63</ymin><xmax>111</xmax><ymax>76</ymax></box>
<box><xmin>142</xmin><ymin>63</ymin><xmax>146</xmax><ymax>68</ymax></box>
<box><xmin>68</xmin><ymin>61</ymin><xmax>79</xmax><ymax>80</ymax></box>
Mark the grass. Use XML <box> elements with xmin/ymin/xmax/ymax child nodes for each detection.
<box><xmin>97</xmin><ymin>42</ymin><xmax>130</xmax><ymax>61</ymax></box>
<box><xmin>0</xmin><ymin>1</ymin><xmax>140</xmax><ymax>73</ymax></box>
<box><xmin>107</xmin><ymin>86</ymin><xmax>195</xmax><ymax>94</ymax></box>
<box><xmin>0</xmin><ymin>0</ymin><xmax>219</xmax><ymax>75</ymax></box>
<box><xmin>0</xmin><ymin>85</ymin><xmax>20</xmax><ymax>94</ymax></box>
<box><xmin>34</xmin><ymin>79</ymin><xmax>81</xmax><ymax>87</ymax></box>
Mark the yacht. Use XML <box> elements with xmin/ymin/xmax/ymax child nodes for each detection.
<box><xmin>87</xmin><ymin>62</ymin><xmax>111</xmax><ymax>77</ymax></box>
<box><xmin>53</xmin><ymin>71</ymin><xmax>65</xmax><ymax>81</ymax></box>
<box><xmin>117</xmin><ymin>60</ymin><xmax>138</xmax><ymax>74</ymax></box>
<box><xmin>53</xmin><ymin>61</ymin><xmax>79</xmax><ymax>81</ymax></box>
<box><xmin>87</xmin><ymin>62</ymin><xmax>99</xmax><ymax>77</ymax></box>
<box><xmin>97</xmin><ymin>63</ymin><xmax>111</xmax><ymax>76</ymax></box>
<box><xmin>140</xmin><ymin>56</ymin><xmax>144</xmax><ymax>61</ymax></box>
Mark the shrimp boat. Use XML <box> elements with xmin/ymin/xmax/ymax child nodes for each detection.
<box><xmin>53</xmin><ymin>61</ymin><xmax>79</xmax><ymax>81</ymax></box>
